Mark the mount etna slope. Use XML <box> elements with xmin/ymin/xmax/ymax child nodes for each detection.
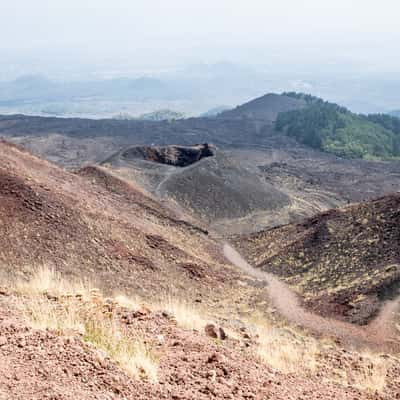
<box><xmin>103</xmin><ymin>142</ymin><xmax>400</xmax><ymax>234</ymax></box>
<box><xmin>0</xmin><ymin>93</ymin><xmax>305</xmax><ymax>168</ymax></box>
<box><xmin>102</xmin><ymin>144</ymin><xmax>290</xmax><ymax>229</ymax></box>
<box><xmin>1</xmin><ymin>142</ymin><xmax>400</xmax><ymax>398</ymax></box>
<box><xmin>234</xmin><ymin>195</ymin><xmax>400</xmax><ymax>324</ymax></box>
<box><xmin>2</xmin><ymin>93</ymin><xmax>400</xmax><ymax>236</ymax></box>
<box><xmin>0</xmin><ymin>140</ymin><xmax>244</xmax><ymax>304</ymax></box>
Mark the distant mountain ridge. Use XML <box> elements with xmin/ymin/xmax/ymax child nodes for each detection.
<box><xmin>0</xmin><ymin>75</ymin><xmax>167</xmax><ymax>103</ymax></box>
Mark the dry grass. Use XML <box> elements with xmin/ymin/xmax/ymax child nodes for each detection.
<box><xmin>153</xmin><ymin>296</ymin><xmax>211</xmax><ymax>331</ymax></box>
<box><xmin>83</xmin><ymin>313</ymin><xmax>158</xmax><ymax>382</ymax></box>
<box><xmin>14</xmin><ymin>265</ymin><xmax>92</xmax><ymax>298</ymax></box>
<box><xmin>115</xmin><ymin>290</ymin><xmax>212</xmax><ymax>332</ymax></box>
<box><xmin>13</xmin><ymin>268</ymin><xmax>391</xmax><ymax>393</ymax></box>
<box><xmin>337</xmin><ymin>351</ymin><xmax>389</xmax><ymax>394</ymax></box>
<box><xmin>14</xmin><ymin>267</ymin><xmax>158</xmax><ymax>382</ymax></box>
<box><xmin>249</xmin><ymin>314</ymin><xmax>319</xmax><ymax>374</ymax></box>
<box><xmin>257</xmin><ymin>329</ymin><xmax>319</xmax><ymax>374</ymax></box>
<box><xmin>250</xmin><ymin>313</ymin><xmax>390</xmax><ymax>393</ymax></box>
<box><xmin>18</xmin><ymin>296</ymin><xmax>84</xmax><ymax>333</ymax></box>
<box><xmin>116</xmin><ymin>292</ymin><xmax>211</xmax><ymax>332</ymax></box>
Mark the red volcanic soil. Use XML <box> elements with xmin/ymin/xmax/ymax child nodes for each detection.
<box><xmin>0</xmin><ymin>140</ymin><xmax>233</xmax><ymax>303</ymax></box>
<box><xmin>1</xmin><ymin>289</ymin><xmax>394</xmax><ymax>400</ymax></box>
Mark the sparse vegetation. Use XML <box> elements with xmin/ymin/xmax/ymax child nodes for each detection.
<box><xmin>14</xmin><ymin>267</ymin><xmax>159</xmax><ymax>382</ymax></box>
<box><xmin>256</xmin><ymin>327</ymin><xmax>319</xmax><ymax>375</ymax></box>
<box><xmin>246</xmin><ymin>313</ymin><xmax>319</xmax><ymax>374</ymax></box>
<box><xmin>153</xmin><ymin>296</ymin><xmax>211</xmax><ymax>332</ymax></box>
<box><xmin>14</xmin><ymin>265</ymin><xmax>92</xmax><ymax>298</ymax></box>
<box><xmin>247</xmin><ymin>313</ymin><xmax>392</xmax><ymax>393</ymax></box>
<box><xmin>115</xmin><ymin>293</ymin><xmax>212</xmax><ymax>333</ymax></box>
<box><xmin>348</xmin><ymin>352</ymin><xmax>389</xmax><ymax>394</ymax></box>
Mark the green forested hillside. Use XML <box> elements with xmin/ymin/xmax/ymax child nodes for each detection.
<box><xmin>276</xmin><ymin>93</ymin><xmax>400</xmax><ymax>159</ymax></box>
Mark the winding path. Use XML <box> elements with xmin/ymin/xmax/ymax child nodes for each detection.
<box><xmin>223</xmin><ymin>243</ymin><xmax>399</xmax><ymax>351</ymax></box>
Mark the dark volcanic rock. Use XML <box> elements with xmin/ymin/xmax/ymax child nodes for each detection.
<box><xmin>107</xmin><ymin>143</ymin><xmax>215</xmax><ymax>167</ymax></box>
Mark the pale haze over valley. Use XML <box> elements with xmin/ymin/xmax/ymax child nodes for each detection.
<box><xmin>1</xmin><ymin>0</ymin><xmax>399</xmax><ymax>117</ymax></box>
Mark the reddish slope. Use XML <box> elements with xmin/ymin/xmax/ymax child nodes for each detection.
<box><xmin>234</xmin><ymin>195</ymin><xmax>400</xmax><ymax>324</ymax></box>
<box><xmin>0</xmin><ymin>140</ymin><xmax>232</xmax><ymax>302</ymax></box>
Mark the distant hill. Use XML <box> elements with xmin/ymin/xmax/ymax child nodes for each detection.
<box><xmin>276</xmin><ymin>93</ymin><xmax>400</xmax><ymax>160</ymax></box>
<box><xmin>137</xmin><ymin>109</ymin><xmax>185</xmax><ymax>121</ymax></box>
<box><xmin>113</xmin><ymin>109</ymin><xmax>186</xmax><ymax>121</ymax></box>
<box><xmin>218</xmin><ymin>93</ymin><xmax>305</xmax><ymax>122</ymax></box>
<box><xmin>234</xmin><ymin>194</ymin><xmax>400</xmax><ymax>324</ymax></box>
<box><xmin>200</xmin><ymin>105</ymin><xmax>231</xmax><ymax>117</ymax></box>
<box><xmin>0</xmin><ymin>92</ymin><xmax>304</xmax><ymax>168</ymax></box>
<box><xmin>2</xmin><ymin>92</ymin><xmax>400</xmax><ymax>169</ymax></box>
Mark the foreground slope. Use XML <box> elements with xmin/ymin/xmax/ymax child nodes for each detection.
<box><xmin>3</xmin><ymin>286</ymin><xmax>394</xmax><ymax>400</ymax></box>
<box><xmin>234</xmin><ymin>195</ymin><xmax>400</xmax><ymax>324</ymax></box>
<box><xmin>0</xmin><ymin>140</ymin><xmax>244</xmax><ymax>306</ymax></box>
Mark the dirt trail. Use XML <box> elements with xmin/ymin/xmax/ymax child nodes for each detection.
<box><xmin>223</xmin><ymin>243</ymin><xmax>400</xmax><ymax>352</ymax></box>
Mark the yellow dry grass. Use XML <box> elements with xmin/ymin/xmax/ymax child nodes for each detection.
<box><xmin>250</xmin><ymin>313</ymin><xmax>391</xmax><ymax>393</ymax></box>
<box><xmin>336</xmin><ymin>351</ymin><xmax>389</xmax><ymax>394</ymax></box>
<box><xmin>14</xmin><ymin>265</ymin><xmax>92</xmax><ymax>298</ymax></box>
<box><xmin>14</xmin><ymin>267</ymin><xmax>158</xmax><ymax>382</ymax></box>
<box><xmin>153</xmin><ymin>296</ymin><xmax>211</xmax><ymax>331</ymax></box>
<box><xmin>248</xmin><ymin>313</ymin><xmax>319</xmax><ymax>374</ymax></box>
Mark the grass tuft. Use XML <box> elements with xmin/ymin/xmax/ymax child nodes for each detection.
<box><xmin>14</xmin><ymin>267</ymin><xmax>158</xmax><ymax>382</ymax></box>
<box><xmin>153</xmin><ymin>296</ymin><xmax>210</xmax><ymax>331</ymax></box>
<box><xmin>14</xmin><ymin>265</ymin><xmax>92</xmax><ymax>298</ymax></box>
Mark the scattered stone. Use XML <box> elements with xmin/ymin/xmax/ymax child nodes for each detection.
<box><xmin>207</xmin><ymin>353</ymin><xmax>221</xmax><ymax>364</ymax></box>
<box><xmin>219</xmin><ymin>327</ymin><xmax>227</xmax><ymax>340</ymax></box>
<box><xmin>205</xmin><ymin>324</ymin><xmax>227</xmax><ymax>340</ymax></box>
<box><xmin>205</xmin><ymin>324</ymin><xmax>219</xmax><ymax>339</ymax></box>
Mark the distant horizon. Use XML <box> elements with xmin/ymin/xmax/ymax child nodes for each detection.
<box><xmin>1</xmin><ymin>0</ymin><xmax>400</xmax><ymax>116</ymax></box>
<box><xmin>0</xmin><ymin>84</ymin><xmax>398</xmax><ymax>120</ymax></box>
<box><xmin>2</xmin><ymin>1</ymin><xmax>400</xmax><ymax>79</ymax></box>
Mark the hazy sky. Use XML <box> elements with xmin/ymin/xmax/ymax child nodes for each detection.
<box><xmin>2</xmin><ymin>0</ymin><xmax>400</xmax><ymax>76</ymax></box>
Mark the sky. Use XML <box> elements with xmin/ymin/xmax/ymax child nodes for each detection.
<box><xmin>1</xmin><ymin>0</ymin><xmax>400</xmax><ymax>77</ymax></box>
